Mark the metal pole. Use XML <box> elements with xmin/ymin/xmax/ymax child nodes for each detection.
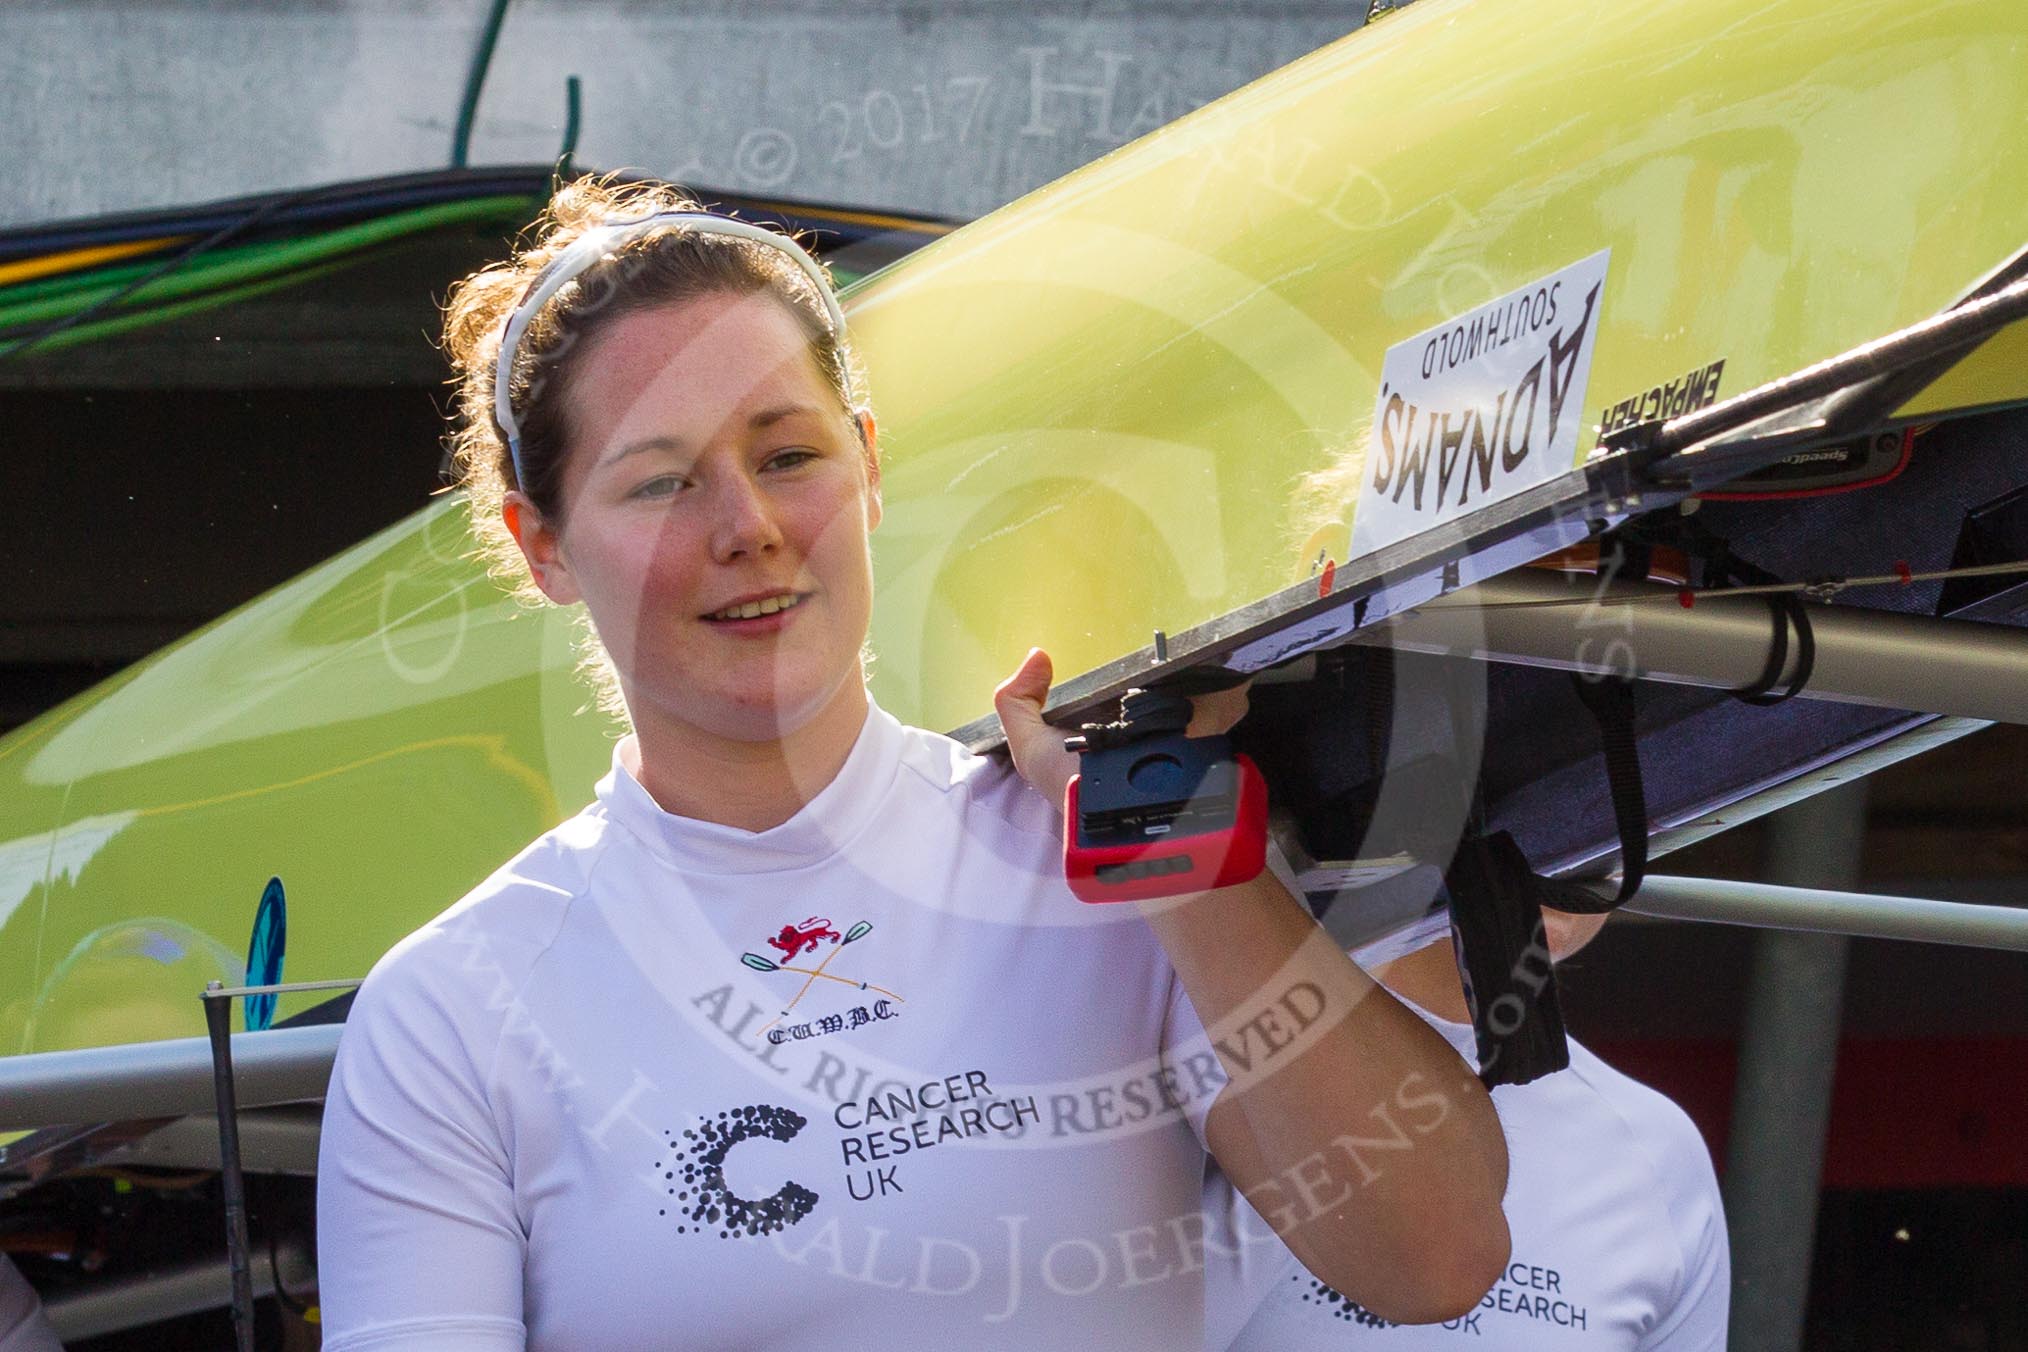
<box><xmin>1617</xmin><ymin>875</ymin><xmax>2028</xmax><ymax>951</ymax></box>
<box><xmin>1366</xmin><ymin>572</ymin><xmax>2028</xmax><ymax>726</ymax></box>
<box><xmin>41</xmin><ymin>1235</ymin><xmax>314</xmax><ymax>1343</ymax></box>
<box><xmin>1722</xmin><ymin>780</ymin><xmax>1867</xmax><ymax>1352</ymax></box>
<box><xmin>202</xmin><ymin>982</ymin><xmax>258</xmax><ymax>1352</ymax></box>
<box><xmin>0</xmin><ymin>997</ymin><xmax>349</xmax><ymax>1133</ymax></box>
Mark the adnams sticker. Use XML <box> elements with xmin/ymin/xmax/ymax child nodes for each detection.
<box><xmin>1348</xmin><ymin>250</ymin><xmax>1610</xmax><ymax>560</ymax></box>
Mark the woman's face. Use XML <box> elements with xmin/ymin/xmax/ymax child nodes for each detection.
<box><xmin>518</xmin><ymin>290</ymin><xmax>880</xmax><ymax>743</ymax></box>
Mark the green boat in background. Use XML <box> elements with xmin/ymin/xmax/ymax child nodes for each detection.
<box><xmin>3</xmin><ymin>0</ymin><xmax>2027</xmax><ymax>1080</ymax></box>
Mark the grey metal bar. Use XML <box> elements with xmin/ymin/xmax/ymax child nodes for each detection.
<box><xmin>115</xmin><ymin>1105</ymin><xmax>325</xmax><ymax>1176</ymax></box>
<box><xmin>1723</xmin><ymin>782</ymin><xmax>1866</xmax><ymax>1352</ymax></box>
<box><xmin>42</xmin><ymin>1236</ymin><xmax>314</xmax><ymax>1343</ymax></box>
<box><xmin>1629</xmin><ymin>717</ymin><xmax>1987</xmax><ymax>873</ymax></box>
<box><xmin>1616</xmin><ymin>876</ymin><xmax>2028</xmax><ymax>951</ymax></box>
<box><xmin>0</xmin><ymin>1024</ymin><xmax>341</xmax><ymax>1132</ymax></box>
<box><xmin>1366</xmin><ymin>572</ymin><xmax>2028</xmax><ymax>726</ymax></box>
<box><xmin>203</xmin><ymin>977</ymin><xmax>361</xmax><ymax>1000</ymax></box>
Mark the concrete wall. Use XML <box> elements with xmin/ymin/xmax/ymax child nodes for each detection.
<box><xmin>1</xmin><ymin>0</ymin><xmax>1374</xmax><ymax>229</ymax></box>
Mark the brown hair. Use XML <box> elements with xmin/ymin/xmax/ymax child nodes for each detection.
<box><xmin>438</xmin><ymin>173</ymin><xmax>871</xmax><ymax>714</ymax></box>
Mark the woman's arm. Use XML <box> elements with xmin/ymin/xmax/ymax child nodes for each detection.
<box><xmin>316</xmin><ymin>945</ymin><xmax>528</xmax><ymax>1350</ymax></box>
<box><xmin>1153</xmin><ymin>873</ymin><xmax>1511</xmax><ymax>1324</ymax></box>
<box><xmin>995</xmin><ymin>650</ymin><xmax>1510</xmax><ymax>1325</ymax></box>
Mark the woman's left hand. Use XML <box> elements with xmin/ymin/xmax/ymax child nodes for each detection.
<box><xmin>992</xmin><ymin>648</ymin><xmax>1252</xmax><ymax>809</ymax></box>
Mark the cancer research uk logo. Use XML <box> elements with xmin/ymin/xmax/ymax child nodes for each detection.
<box><xmin>654</xmin><ymin>1072</ymin><xmax>1043</xmax><ymax>1239</ymax></box>
<box><xmin>1348</xmin><ymin>250</ymin><xmax>1610</xmax><ymax>560</ymax></box>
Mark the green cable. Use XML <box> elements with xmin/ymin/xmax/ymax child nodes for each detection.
<box><xmin>451</xmin><ymin>0</ymin><xmax>514</xmax><ymax>169</ymax></box>
<box><xmin>0</xmin><ymin>193</ymin><xmax>537</xmax><ymax>327</ymax></box>
<box><xmin>0</xmin><ymin>191</ymin><xmax>869</xmax><ymax>357</ymax></box>
<box><xmin>555</xmin><ymin>75</ymin><xmax>581</xmax><ymax>180</ymax></box>
<box><xmin>14</xmin><ymin>254</ymin><xmax>361</xmax><ymax>355</ymax></box>
<box><xmin>0</xmin><ymin>194</ymin><xmax>539</xmax><ymax>332</ymax></box>
<box><xmin>19</xmin><ymin>250</ymin><xmax>870</xmax><ymax>355</ymax></box>
<box><xmin>0</xmin><ymin>238</ymin><xmax>271</xmax><ymax>308</ymax></box>
<box><xmin>0</xmin><ymin>210</ymin><xmax>529</xmax><ymax>313</ymax></box>
<box><xmin>31</xmin><ymin>256</ymin><xmax>872</xmax><ymax>356</ymax></box>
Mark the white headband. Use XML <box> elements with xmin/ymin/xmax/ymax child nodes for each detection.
<box><xmin>491</xmin><ymin>210</ymin><xmax>850</xmax><ymax>487</ymax></box>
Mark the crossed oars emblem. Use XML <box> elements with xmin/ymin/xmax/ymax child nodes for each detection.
<box><xmin>743</xmin><ymin>920</ymin><xmax>905</xmax><ymax>1033</ymax></box>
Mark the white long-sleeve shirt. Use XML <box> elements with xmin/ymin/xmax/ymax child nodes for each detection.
<box><xmin>317</xmin><ymin>700</ymin><xmax>1227</xmax><ymax>1350</ymax></box>
<box><xmin>1206</xmin><ymin>1003</ymin><xmax>1729</xmax><ymax>1350</ymax></box>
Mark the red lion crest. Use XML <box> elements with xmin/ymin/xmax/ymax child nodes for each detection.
<box><xmin>767</xmin><ymin>917</ymin><xmax>841</xmax><ymax>962</ymax></box>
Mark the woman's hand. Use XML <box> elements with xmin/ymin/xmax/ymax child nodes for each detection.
<box><xmin>998</xmin><ymin>645</ymin><xmax>1509</xmax><ymax>1321</ymax></box>
<box><xmin>992</xmin><ymin>650</ymin><xmax>1080</xmax><ymax>808</ymax></box>
<box><xmin>991</xmin><ymin>648</ymin><xmax>1252</xmax><ymax>809</ymax></box>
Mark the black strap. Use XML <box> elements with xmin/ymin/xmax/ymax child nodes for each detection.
<box><xmin>1443</xmin><ymin>670</ymin><xmax>1651</xmax><ymax>1086</ymax></box>
<box><xmin>1634</xmin><ymin>515</ymin><xmax>1817</xmax><ymax>705</ymax></box>
<box><xmin>1732</xmin><ymin>593</ymin><xmax>1816</xmax><ymax>705</ymax></box>
<box><xmin>1544</xmin><ymin>672</ymin><xmax>1648</xmax><ymax>912</ymax></box>
<box><xmin>1445</xmin><ymin>521</ymin><xmax>1811</xmax><ymax>1084</ymax></box>
<box><xmin>1444</xmin><ymin>833</ymin><xmax>1568</xmax><ymax>1088</ymax></box>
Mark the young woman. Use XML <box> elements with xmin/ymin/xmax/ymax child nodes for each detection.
<box><xmin>314</xmin><ymin>174</ymin><xmax>1511</xmax><ymax>1350</ymax></box>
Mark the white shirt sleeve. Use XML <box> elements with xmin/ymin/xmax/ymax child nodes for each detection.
<box><xmin>0</xmin><ymin>1255</ymin><xmax>61</xmax><ymax>1352</ymax></box>
<box><xmin>1199</xmin><ymin>1170</ymin><xmax>1309</xmax><ymax>1352</ymax></box>
<box><xmin>1612</xmin><ymin>1055</ymin><xmax>1731</xmax><ymax>1351</ymax></box>
<box><xmin>315</xmin><ymin>935</ymin><xmax>528</xmax><ymax>1351</ymax></box>
<box><xmin>1634</xmin><ymin>1138</ymin><xmax>1730</xmax><ymax>1350</ymax></box>
<box><xmin>1162</xmin><ymin>966</ymin><xmax>1224</xmax><ymax>1152</ymax></box>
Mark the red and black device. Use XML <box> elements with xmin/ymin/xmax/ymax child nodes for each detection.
<box><xmin>1062</xmin><ymin>680</ymin><xmax>1268</xmax><ymax>902</ymax></box>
